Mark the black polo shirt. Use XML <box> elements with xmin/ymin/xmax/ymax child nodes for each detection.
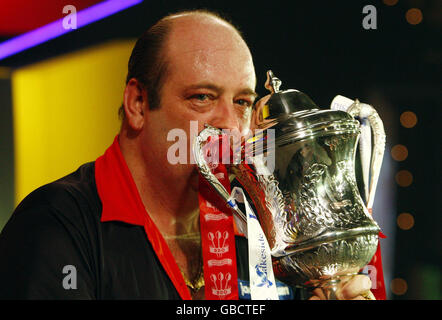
<box><xmin>0</xmin><ymin>136</ymin><xmax>305</xmax><ymax>300</ymax></box>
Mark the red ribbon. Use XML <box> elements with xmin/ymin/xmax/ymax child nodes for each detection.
<box><xmin>198</xmin><ymin>136</ymin><xmax>239</xmax><ymax>300</ymax></box>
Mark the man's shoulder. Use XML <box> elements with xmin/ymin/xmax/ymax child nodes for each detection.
<box><xmin>0</xmin><ymin>162</ymin><xmax>101</xmax><ymax>299</ymax></box>
<box><xmin>13</xmin><ymin>162</ymin><xmax>101</xmax><ymax>221</ymax></box>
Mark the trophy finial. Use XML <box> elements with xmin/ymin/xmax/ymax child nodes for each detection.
<box><xmin>265</xmin><ymin>70</ymin><xmax>282</xmax><ymax>93</ymax></box>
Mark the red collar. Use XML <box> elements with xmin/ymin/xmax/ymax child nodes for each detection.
<box><xmin>95</xmin><ymin>135</ymin><xmax>191</xmax><ymax>300</ymax></box>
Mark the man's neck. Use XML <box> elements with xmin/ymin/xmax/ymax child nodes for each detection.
<box><xmin>118</xmin><ymin>131</ymin><xmax>200</xmax><ymax>237</ymax></box>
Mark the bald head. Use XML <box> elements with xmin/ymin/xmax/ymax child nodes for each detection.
<box><xmin>121</xmin><ymin>10</ymin><xmax>254</xmax><ymax>118</ymax></box>
<box><xmin>164</xmin><ymin>12</ymin><xmax>255</xmax><ymax>91</ymax></box>
<box><xmin>166</xmin><ymin>12</ymin><xmax>252</xmax><ymax>69</ymax></box>
<box><xmin>165</xmin><ymin>11</ymin><xmax>247</xmax><ymax>48</ymax></box>
<box><xmin>163</xmin><ymin>10</ymin><xmax>247</xmax><ymax>46</ymax></box>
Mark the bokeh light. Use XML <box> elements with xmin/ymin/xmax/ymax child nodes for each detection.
<box><xmin>383</xmin><ymin>0</ymin><xmax>399</xmax><ymax>6</ymax></box>
<box><xmin>397</xmin><ymin>213</ymin><xmax>415</xmax><ymax>230</ymax></box>
<box><xmin>391</xmin><ymin>144</ymin><xmax>408</xmax><ymax>161</ymax></box>
<box><xmin>406</xmin><ymin>8</ymin><xmax>423</xmax><ymax>25</ymax></box>
<box><xmin>395</xmin><ymin>170</ymin><xmax>413</xmax><ymax>187</ymax></box>
<box><xmin>400</xmin><ymin>111</ymin><xmax>418</xmax><ymax>128</ymax></box>
<box><xmin>391</xmin><ymin>278</ymin><xmax>408</xmax><ymax>295</ymax></box>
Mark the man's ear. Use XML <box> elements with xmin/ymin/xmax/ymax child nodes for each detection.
<box><xmin>123</xmin><ymin>78</ymin><xmax>148</xmax><ymax>130</ymax></box>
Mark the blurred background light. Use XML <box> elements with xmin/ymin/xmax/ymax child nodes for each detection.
<box><xmin>383</xmin><ymin>0</ymin><xmax>399</xmax><ymax>6</ymax></box>
<box><xmin>391</xmin><ymin>278</ymin><xmax>408</xmax><ymax>295</ymax></box>
<box><xmin>11</xmin><ymin>40</ymin><xmax>133</xmax><ymax>205</ymax></box>
<box><xmin>0</xmin><ymin>0</ymin><xmax>143</xmax><ymax>60</ymax></box>
<box><xmin>397</xmin><ymin>213</ymin><xmax>415</xmax><ymax>230</ymax></box>
<box><xmin>391</xmin><ymin>144</ymin><xmax>408</xmax><ymax>161</ymax></box>
<box><xmin>395</xmin><ymin>170</ymin><xmax>413</xmax><ymax>187</ymax></box>
<box><xmin>400</xmin><ymin>111</ymin><xmax>418</xmax><ymax>128</ymax></box>
<box><xmin>406</xmin><ymin>8</ymin><xmax>423</xmax><ymax>25</ymax></box>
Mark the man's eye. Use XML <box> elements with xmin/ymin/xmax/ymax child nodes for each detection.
<box><xmin>235</xmin><ymin>99</ymin><xmax>252</xmax><ymax>107</ymax></box>
<box><xmin>192</xmin><ymin>94</ymin><xmax>210</xmax><ymax>101</ymax></box>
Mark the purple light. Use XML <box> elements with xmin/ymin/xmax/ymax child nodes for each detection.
<box><xmin>0</xmin><ymin>0</ymin><xmax>143</xmax><ymax>60</ymax></box>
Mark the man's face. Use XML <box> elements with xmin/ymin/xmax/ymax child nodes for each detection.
<box><xmin>141</xmin><ymin>17</ymin><xmax>257</xmax><ymax>187</ymax></box>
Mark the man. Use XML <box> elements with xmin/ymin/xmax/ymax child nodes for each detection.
<box><xmin>0</xmin><ymin>10</ymin><xmax>373</xmax><ymax>300</ymax></box>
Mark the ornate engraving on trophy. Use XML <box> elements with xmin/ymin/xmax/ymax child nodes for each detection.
<box><xmin>255</xmin><ymin>174</ymin><xmax>287</xmax><ymax>234</ymax></box>
<box><xmin>296</xmin><ymin>163</ymin><xmax>332</xmax><ymax>237</ymax></box>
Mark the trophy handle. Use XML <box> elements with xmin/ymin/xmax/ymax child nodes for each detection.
<box><xmin>192</xmin><ymin>125</ymin><xmax>248</xmax><ymax>223</ymax></box>
<box><xmin>347</xmin><ymin>100</ymin><xmax>386</xmax><ymax>210</ymax></box>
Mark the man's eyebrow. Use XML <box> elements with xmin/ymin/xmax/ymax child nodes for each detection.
<box><xmin>185</xmin><ymin>83</ymin><xmax>224</xmax><ymax>93</ymax></box>
<box><xmin>236</xmin><ymin>88</ymin><xmax>258</xmax><ymax>99</ymax></box>
<box><xmin>185</xmin><ymin>83</ymin><xmax>258</xmax><ymax>98</ymax></box>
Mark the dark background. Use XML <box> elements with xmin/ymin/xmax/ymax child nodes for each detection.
<box><xmin>0</xmin><ymin>0</ymin><xmax>440</xmax><ymax>299</ymax></box>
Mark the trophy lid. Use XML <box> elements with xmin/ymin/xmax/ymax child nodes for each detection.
<box><xmin>263</xmin><ymin>70</ymin><xmax>319</xmax><ymax>117</ymax></box>
<box><xmin>255</xmin><ymin>71</ymin><xmax>360</xmax><ymax>145</ymax></box>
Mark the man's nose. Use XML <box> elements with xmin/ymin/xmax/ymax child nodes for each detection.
<box><xmin>210</xmin><ymin>100</ymin><xmax>240</xmax><ymax>131</ymax></box>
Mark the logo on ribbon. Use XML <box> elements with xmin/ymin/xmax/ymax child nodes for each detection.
<box><xmin>254</xmin><ymin>265</ymin><xmax>273</xmax><ymax>288</ymax></box>
<box><xmin>208</xmin><ymin>231</ymin><xmax>229</xmax><ymax>257</ymax></box>
<box><xmin>210</xmin><ymin>272</ymin><xmax>232</xmax><ymax>299</ymax></box>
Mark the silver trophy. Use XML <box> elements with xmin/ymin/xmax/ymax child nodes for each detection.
<box><xmin>193</xmin><ymin>71</ymin><xmax>385</xmax><ymax>299</ymax></box>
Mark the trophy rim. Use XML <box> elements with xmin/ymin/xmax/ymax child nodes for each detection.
<box><xmin>250</xmin><ymin>117</ymin><xmax>360</xmax><ymax>154</ymax></box>
<box><xmin>282</xmin><ymin>224</ymin><xmax>380</xmax><ymax>256</ymax></box>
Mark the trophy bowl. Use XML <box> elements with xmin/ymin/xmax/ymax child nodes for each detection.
<box><xmin>193</xmin><ymin>71</ymin><xmax>383</xmax><ymax>298</ymax></box>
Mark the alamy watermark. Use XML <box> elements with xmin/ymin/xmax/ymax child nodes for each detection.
<box><xmin>362</xmin><ymin>5</ymin><xmax>377</xmax><ymax>30</ymax></box>
<box><xmin>362</xmin><ymin>264</ymin><xmax>378</xmax><ymax>290</ymax></box>
<box><xmin>62</xmin><ymin>5</ymin><xmax>77</xmax><ymax>30</ymax></box>
<box><xmin>62</xmin><ymin>265</ymin><xmax>77</xmax><ymax>290</ymax></box>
